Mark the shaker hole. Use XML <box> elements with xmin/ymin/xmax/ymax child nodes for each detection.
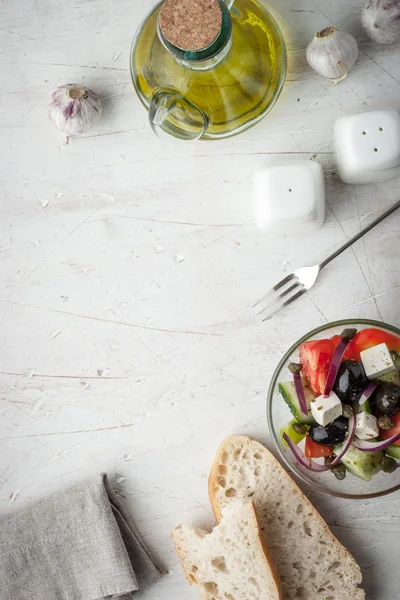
<box><xmin>362</xmin><ymin>131</ymin><xmax>366</xmax><ymax>135</ymax></box>
<box><xmin>379</xmin><ymin>127</ymin><xmax>383</xmax><ymax>131</ymax></box>
<box><xmin>374</xmin><ymin>148</ymin><xmax>378</xmax><ymax>152</ymax></box>
<box><xmin>288</xmin><ymin>188</ymin><xmax>292</xmax><ymax>192</ymax></box>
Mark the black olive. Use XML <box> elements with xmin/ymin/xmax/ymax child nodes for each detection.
<box><xmin>374</xmin><ymin>382</ymin><xmax>400</xmax><ymax>416</ymax></box>
<box><xmin>309</xmin><ymin>416</ymin><xmax>348</xmax><ymax>446</ymax></box>
<box><xmin>333</xmin><ymin>360</ymin><xmax>368</xmax><ymax>403</ymax></box>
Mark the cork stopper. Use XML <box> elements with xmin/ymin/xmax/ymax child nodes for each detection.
<box><xmin>159</xmin><ymin>0</ymin><xmax>223</xmax><ymax>51</ymax></box>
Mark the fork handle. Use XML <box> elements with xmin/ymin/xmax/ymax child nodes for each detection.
<box><xmin>319</xmin><ymin>199</ymin><xmax>400</xmax><ymax>270</ymax></box>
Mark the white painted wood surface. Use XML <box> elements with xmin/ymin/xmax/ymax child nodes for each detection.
<box><xmin>1</xmin><ymin>0</ymin><xmax>400</xmax><ymax>598</ymax></box>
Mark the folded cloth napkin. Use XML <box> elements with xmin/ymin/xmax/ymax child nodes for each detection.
<box><xmin>0</xmin><ymin>474</ymin><xmax>161</xmax><ymax>600</ymax></box>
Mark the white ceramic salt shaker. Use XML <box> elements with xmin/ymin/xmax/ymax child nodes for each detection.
<box><xmin>253</xmin><ymin>160</ymin><xmax>325</xmax><ymax>235</ymax></box>
<box><xmin>334</xmin><ymin>109</ymin><xmax>400</xmax><ymax>184</ymax></box>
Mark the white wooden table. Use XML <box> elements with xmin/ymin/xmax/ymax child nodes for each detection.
<box><xmin>1</xmin><ymin>0</ymin><xmax>400</xmax><ymax>598</ymax></box>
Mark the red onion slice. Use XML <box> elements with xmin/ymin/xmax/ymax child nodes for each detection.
<box><xmin>283</xmin><ymin>433</ymin><xmax>328</xmax><ymax>471</ymax></box>
<box><xmin>293</xmin><ymin>372</ymin><xmax>308</xmax><ymax>416</ymax></box>
<box><xmin>283</xmin><ymin>414</ymin><xmax>355</xmax><ymax>472</ymax></box>
<box><xmin>352</xmin><ymin>431</ymin><xmax>400</xmax><ymax>452</ymax></box>
<box><xmin>358</xmin><ymin>381</ymin><xmax>376</xmax><ymax>407</ymax></box>
<box><xmin>324</xmin><ymin>329</ymin><xmax>357</xmax><ymax>397</ymax></box>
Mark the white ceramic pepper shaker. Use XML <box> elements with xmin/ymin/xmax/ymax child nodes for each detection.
<box><xmin>253</xmin><ymin>160</ymin><xmax>326</xmax><ymax>235</ymax></box>
<box><xmin>334</xmin><ymin>109</ymin><xmax>400</xmax><ymax>184</ymax></box>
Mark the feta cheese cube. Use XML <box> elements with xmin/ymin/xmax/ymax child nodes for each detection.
<box><xmin>360</xmin><ymin>343</ymin><xmax>395</xmax><ymax>379</ymax></box>
<box><xmin>311</xmin><ymin>391</ymin><xmax>342</xmax><ymax>426</ymax></box>
<box><xmin>355</xmin><ymin>412</ymin><xmax>379</xmax><ymax>440</ymax></box>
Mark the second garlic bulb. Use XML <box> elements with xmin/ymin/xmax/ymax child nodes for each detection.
<box><xmin>362</xmin><ymin>0</ymin><xmax>400</xmax><ymax>44</ymax></box>
<box><xmin>306</xmin><ymin>26</ymin><xmax>359</xmax><ymax>84</ymax></box>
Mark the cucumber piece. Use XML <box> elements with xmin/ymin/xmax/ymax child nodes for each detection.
<box><xmin>335</xmin><ymin>445</ymin><xmax>384</xmax><ymax>481</ymax></box>
<box><xmin>279</xmin><ymin>381</ymin><xmax>316</xmax><ymax>424</ymax></box>
<box><xmin>386</xmin><ymin>444</ymin><xmax>400</xmax><ymax>460</ymax></box>
<box><xmin>377</xmin><ymin>352</ymin><xmax>400</xmax><ymax>385</ymax></box>
<box><xmin>280</xmin><ymin>419</ymin><xmax>307</xmax><ymax>446</ymax></box>
<box><xmin>354</xmin><ymin>398</ymin><xmax>372</xmax><ymax>414</ymax></box>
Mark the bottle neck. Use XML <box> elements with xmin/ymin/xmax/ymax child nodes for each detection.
<box><xmin>157</xmin><ymin>0</ymin><xmax>232</xmax><ymax>71</ymax></box>
<box><xmin>177</xmin><ymin>35</ymin><xmax>232</xmax><ymax>71</ymax></box>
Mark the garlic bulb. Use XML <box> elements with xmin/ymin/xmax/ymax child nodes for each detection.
<box><xmin>306</xmin><ymin>26</ymin><xmax>359</xmax><ymax>84</ymax></box>
<box><xmin>48</xmin><ymin>84</ymin><xmax>102</xmax><ymax>140</ymax></box>
<box><xmin>362</xmin><ymin>0</ymin><xmax>400</xmax><ymax>44</ymax></box>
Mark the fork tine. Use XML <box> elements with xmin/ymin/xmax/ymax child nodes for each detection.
<box><xmin>253</xmin><ymin>273</ymin><xmax>295</xmax><ymax>308</ymax></box>
<box><xmin>262</xmin><ymin>287</ymin><xmax>306</xmax><ymax>321</ymax></box>
<box><xmin>257</xmin><ymin>281</ymin><xmax>300</xmax><ymax>316</ymax></box>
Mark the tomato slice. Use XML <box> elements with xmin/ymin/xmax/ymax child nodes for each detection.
<box><xmin>346</xmin><ymin>328</ymin><xmax>400</xmax><ymax>362</ymax></box>
<box><xmin>305</xmin><ymin>436</ymin><xmax>333</xmax><ymax>458</ymax></box>
<box><xmin>379</xmin><ymin>412</ymin><xmax>400</xmax><ymax>446</ymax></box>
<box><xmin>300</xmin><ymin>339</ymin><xmax>339</xmax><ymax>395</ymax></box>
<box><xmin>299</xmin><ymin>329</ymin><xmax>400</xmax><ymax>395</ymax></box>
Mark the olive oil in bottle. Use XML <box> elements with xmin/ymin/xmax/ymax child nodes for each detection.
<box><xmin>131</xmin><ymin>0</ymin><xmax>286</xmax><ymax>140</ymax></box>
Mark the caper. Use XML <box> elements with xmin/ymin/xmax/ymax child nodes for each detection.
<box><xmin>288</xmin><ymin>362</ymin><xmax>303</xmax><ymax>375</ymax></box>
<box><xmin>377</xmin><ymin>415</ymin><xmax>395</xmax><ymax>430</ymax></box>
<box><xmin>292</xmin><ymin>422</ymin><xmax>307</xmax><ymax>435</ymax></box>
<box><xmin>342</xmin><ymin>404</ymin><xmax>354</xmax><ymax>419</ymax></box>
<box><xmin>331</xmin><ymin>463</ymin><xmax>346</xmax><ymax>480</ymax></box>
<box><xmin>381</xmin><ymin>456</ymin><xmax>397</xmax><ymax>474</ymax></box>
<box><xmin>340</xmin><ymin>328</ymin><xmax>357</xmax><ymax>341</ymax></box>
<box><xmin>324</xmin><ymin>455</ymin><xmax>336</xmax><ymax>467</ymax></box>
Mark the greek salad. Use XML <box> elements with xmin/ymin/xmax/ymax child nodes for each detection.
<box><xmin>280</xmin><ymin>327</ymin><xmax>400</xmax><ymax>481</ymax></box>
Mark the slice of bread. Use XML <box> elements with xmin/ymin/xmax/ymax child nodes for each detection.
<box><xmin>209</xmin><ymin>435</ymin><xmax>365</xmax><ymax>600</ymax></box>
<box><xmin>171</xmin><ymin>500</ymin><xmax>282</xmax><ymax>600</ymax></box>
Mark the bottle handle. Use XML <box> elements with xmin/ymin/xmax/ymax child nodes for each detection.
<box><xmin>149</xmin><ymin>91</ymin><xmax>208</xmax><ymax>141</ymax></box>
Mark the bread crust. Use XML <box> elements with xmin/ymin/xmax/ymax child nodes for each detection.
<box><xmin>249</xmin><ymin>501</ymin><xmax>283</xmax><ymax>599</ymax></box>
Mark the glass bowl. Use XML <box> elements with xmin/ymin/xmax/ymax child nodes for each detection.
<box><xmin>267</xmin><ymin>319</ymin><xmax>400</xmax><ymax>499</ymax></box>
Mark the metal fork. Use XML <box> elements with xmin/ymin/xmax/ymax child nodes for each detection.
<box><xmin>255</xmin><ymin>198</ymin><xmax>400</xmax><ymax>320</ymax></box>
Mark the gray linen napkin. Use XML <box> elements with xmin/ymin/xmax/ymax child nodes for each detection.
<box><xmin>0</xmin><ymin>474</ymin><xmax>161</xmax><ymax>600</ymax></box>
